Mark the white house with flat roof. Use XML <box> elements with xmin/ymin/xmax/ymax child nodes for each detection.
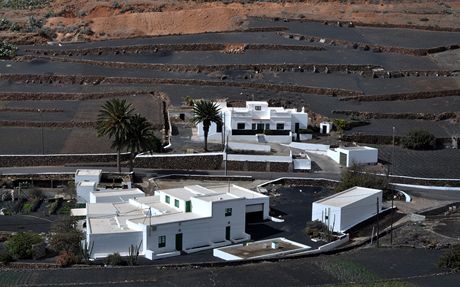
<box><xmin>327</xmin><ymin>146</ymin><xmax>378</xmax><ymax>167</ymax></box>
<box><xmin>75</xmin><ymin>169</ymin><xmax>143</xmax><ymax>203</ymax></box>
<box><xmin>312</xmin><ymin>186</ymin><xmax>383</xmax><ymax>232</ymax></box>
<box><xmin>84</xmin><ymin>184</ymin><xmax>269</xmax><ymax>260</ymax></box>
<box><xmin>196</xmin><ymin>101</ymin><xmax>308</xmax><ymax>144</ymax></box>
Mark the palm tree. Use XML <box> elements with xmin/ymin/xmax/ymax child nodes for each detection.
<box><xmin>191</xmin><ymin>100</ymin><xmax>222</xmax><ymax>151</ymax></box>
<box><xmin>96</xmin><ymin>99</ymin><xmax>134</xmax><ymax>173</ymax></box>
<box><xmin>126</xmin><ymin>114</ymin><xmax>161</xmax><ymax>171</ymax></box>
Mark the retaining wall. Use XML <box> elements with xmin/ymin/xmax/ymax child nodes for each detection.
<box><xmin>0</xmin><ymin>153</ymin><xmax>130</xmax><ymax>167</ymax></box>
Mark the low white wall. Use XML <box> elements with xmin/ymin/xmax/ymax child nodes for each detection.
<box><xmin>346</xmin><ymin>148</ymin><xmax>378</xmax><ymax>167</ymax></box>
<box><xmin>213</xmin><ymin>248</ymin><xmax>242</xmax><ymax>261</ymax></box>
<box><xmin>226</xmin><ymin>154</ymin><xmax>292</xmax><ymax>163</ymax></box>
<box><xmin>286</xmin><ymin>143</ymin><xmax>330</xmax><ymax>155</ymax></box>
<box><xmin>228</xmin><ymin>142</ymin><xmax>271</xmax><ymax>153</ymax></box>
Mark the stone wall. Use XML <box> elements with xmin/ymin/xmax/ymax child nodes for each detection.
<box><xmin>0</xmin><ymin>154</ymin><xmax>130</xmax><ymax>167</ymax></box>
<box><xmin>134</xmin><ymin>154</ymin><xmax>223</xmax><ymax>170</ymax></box>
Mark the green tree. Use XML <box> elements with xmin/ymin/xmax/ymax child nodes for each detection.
<box><xmin>5</xmin><ymin>232</ymin><xmax>43</xmax><ymax>259</ymax></box>
<box><xmin>125</xmin><ymin>114</ymin><xmax>161</xmax><ymax>171</ymax></box>
<box><xmin>191</xmin><ymin>100</ymin><xmax>222</xmax><ymax>151</ymax></box>
<box><xmin>49</xmin><ymin>216</ymin><xmax>83</xmax><ymax>255</ymax></box>
<box><xmin>336</xmin><ymin>164</ymin><xmax>386</xmax><ymax>192</ymax></box>
<box><xmin>96</xmin><ymin>99</ymin><xmax>134</xmax><ymax>172</ymax></box>
<box><xmin>402</xmin><ymin>129</ymin><xmax>435</xmax><ymax>150</ymax></box>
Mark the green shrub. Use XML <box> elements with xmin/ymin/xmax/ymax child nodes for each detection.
<box><xmin>105</xmin><ymin>252</ymin><xmax>126</xmax><ymax>266</ymax></box>
<box><xmin>0</xmin><ymin>41</ymin><xmax>17</xmax><ymax>58</ymax></box>
<box><xmin>0</xmin><ymin>0</ymin><xmax>50</xmax><ymax>9</ymax></box>
<box><xmin>22</xmin><ymin>202</ymin><xmax>32</xmax><ymax>214</ymax></box>
<box><xmin>402</xmin><ymin>129</ymin><xmax>436</xmax><ymax>150</ymax></box>
<box><xmin>0</xmin><ymin>18</ymin><xmax>11</xmax><ymax>30</ymax></box>
<box><xmin>5</xmin><ymin>232</ymin><xmax>43</xmax><ymax>259</ymax></box>
<box><xmin>49</xmin><ymin>216</ymin><xmax>83</xmax><ymax>254</ymax></box>
<box><xmin>336</xmin><ymin>164</ymin><xmax>386</xmax><ymax>192</ymax></box>
<box><xmin>298</xmin><ymin>128</ymin><xmax>314</xmax><ymax>134</ymax></box>
<box><xmin>48</xmin><ymin>199</ymin><xmax>61</xmax><ymax>215</ymax></box>
<box><xmin>439</xmin><ymin>244</ymin><xmax>460</xmax><ymax>270</ymax></box>
<box><xmin>0</xmin><ymin>251</ymin><xmax>13</xmax><ymax>265</ymax></box>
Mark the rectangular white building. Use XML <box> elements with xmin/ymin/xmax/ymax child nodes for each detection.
<box><xmin>311</xmin><ymin>186</ymin><xmax>383</xmax><ymax>232</ymax></box>
<box><xmin>85</xmin><ymin>184</ymin><xmax>269</xmax><ymax>260</ymax></box>
<box><xmin>196</xmin><ymin>101</ymin><xmax>308</xmax><ymax>144</ymax></box>
<box><xmin>327</xmin><ymin>146</ymin><xmax>378</xmax><ymax>167</ymax></box>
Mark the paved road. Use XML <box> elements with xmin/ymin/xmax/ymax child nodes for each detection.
<box><xmin>0</xmin><ymin>166</ymin><xmax>342</xmax><ymax>181</ymax></box>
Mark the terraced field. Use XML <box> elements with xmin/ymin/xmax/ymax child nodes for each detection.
<box><xmin>0</xmin><ymin>17</ymin><xmax>459</xmax><ymax>176</ymax></box>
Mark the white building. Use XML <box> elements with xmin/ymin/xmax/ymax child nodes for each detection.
<box><xmin>327</xmin><ymin>146</ymin><xmax>378</xmax><ymax>167</ymax></box>
<box><xmin>196</xmin><ymin>101</ymin><xmax>308</xmax><ymax>144</ymax></box>
<box><xmin>85</xmin><ymin>184</ymin><xmax>269</xmax><ymax>260</ymax></box>
<box><xmin>311</xmin><ymin>186</ymin><xmax>383</xmax><ymax>232</ymax></box>
<box><xmin>75</xmin><ymin>169</ymin><xmax>143</xmax><ymax>203</ymax></box>
<box><xmin>320</xmin><ymin>122</ymin><xmax>332</xmax><ymax>134</ymax></box>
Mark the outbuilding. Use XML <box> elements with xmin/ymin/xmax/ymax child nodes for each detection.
<box><xmin>320</xmin><ymin>122</ymin><xmax>332</xmax><ymax>134</ymax></box>
<box><xmin>327</xmin><ymin>146</ymin><xmax>378</xmax><ymax>167</ymax></box>
<box><xmin>311</xmin><ymin>186</ymin><xmax>383</xmax><ymax>232</ymax></box>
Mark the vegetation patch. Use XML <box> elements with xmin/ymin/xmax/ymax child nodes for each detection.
<box><xmin>0</xmin><ymin>0</ymin><xmax>51</xmax><ymax>9</ymax></box>
<box><xmin>402</xmin><ymin>129</ymin><xmax>436</xmax><ymax>150</ymax></box>
<box><xmin>0</xmin><ymin>41</ymin><xmax>17</xmax><ymax>58</ymax></box>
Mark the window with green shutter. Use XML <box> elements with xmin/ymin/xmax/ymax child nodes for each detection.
<box><xmin>174</xmin><ymin>199</ymin><xmax>180</xmax><ymax>208</ymax></box>
<box><xmin>165</xmin><ymin>195</ymin><xmax>170</xmax><ymax>204</ymax></box>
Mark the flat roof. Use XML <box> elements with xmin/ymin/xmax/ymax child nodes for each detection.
<box><xmin>338</xmin><ymin>146</ymin><xmax>377</xmax><ymax>151</ymax></box>
<box><xmin>76</xmin><ymin>169</ymin><xmax>102</xmax><ymax>176</ymax></box>
<box><xmin>91</xmin><ymin>188</ymin><xmax>144</xmax><ymax>198</ymax></box>
<box><xmin>212</xmin><ymin>185</ymin><xmax>267</xmax><ymax>199</ymax></box>
<box><xmin>314</xmin><ymin>186</ymin><xmax>382</xmax><ymax>208</ymax></box>
<box><xmin>129</xmin><ymin>211</ymin><xmax>205</xmax><ymax>226</ymax></box>
<box><xmin>216</xmin><ymin>237</ymin><xmax>309</xmax><ymax>259</ymax></box>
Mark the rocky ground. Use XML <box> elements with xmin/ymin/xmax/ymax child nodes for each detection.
<box><xmin>1</xmin><ymin>0</ymin><xmax>460</xmax><ymax>44</ymax></box>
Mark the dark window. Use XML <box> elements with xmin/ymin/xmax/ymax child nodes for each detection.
<box><xmin>265</xmin><ymin>123</ymin><xmax>270</xmax><ymax>130</ymax></box>
<box><xmin>237</xmin><ymin>123</ymin><xmax>245</xmax><ymax>130</ymax></box>
<box><xmin>158</xmin><ymin>235</ymin><xmax>166</xmax><ymax>248</ymax></box>
<box><xmin>165</xmin><ymin>195</ymin><xmax>170</xmax><ymax>204</ymax></box>
<box><xmin>257</xmin><ymin>123</ymin><xmax>264</xmax><ymax>130</ymax></box>
<box><xmin>252</xmin><ymin>123</ymin><xmax>256</xmax><ymax>130</ymax></box>
<box><xmin>216</xmin><ymin>123</ymin><xmax>222</xmax><ymax>133</ymax></box>
<box><xmin>255</xmin><ymin>106</ymin><xmax>261</xmax><ymax>111</ymax></box>
<box><xmin>276</xmin><ymin>123</ymin><xmax>285</xmax><ymax>130</ymax></box>
<box><xmin>174</xmin><ymin>199</ymin><xmax>180</xmax><ymax>208</ymax></box>
<box><xmin>225</xmin><ymin>208</ymin><xmax>232</xmax><ymax>217</ymax></box>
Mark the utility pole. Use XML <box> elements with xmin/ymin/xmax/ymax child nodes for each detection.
<box><xmin>390</xmin><ymin>194</ymin><xmax>394</xmax><ymax>246</ymax></box>
<box><xmin>376</xmin><ymin>197</ymin><xmax>380</xmax><ymax>247</ymax></box>
<box><xmin>391</xmin><ymin>126</ymin><xmax>395</xmax><ymax>175</ymax></box>
<box><xmin>38</xmin><ymin>109</ymin><xmax>45</xmax><ymax>154</ymax></box>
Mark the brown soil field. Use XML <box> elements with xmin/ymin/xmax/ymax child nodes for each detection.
<box><xmin>1</xmin><ymin>1</ymin><xmax>459</xmax><ymax>44</ymax></box>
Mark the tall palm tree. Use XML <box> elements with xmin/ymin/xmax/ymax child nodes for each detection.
<box><xmin>126</xmin><ymin>114</ymin><xmax>161</xmax><ymax>171</ymax></box>
<box><xmin>96</xmin><ymin>99</ymin><xmax>134</xmax><ymax>173</ymax></box>
<box><xmin>191</xmin><ymin>100</ymin><xmax>222</xmax><ymax>151</ymax></box>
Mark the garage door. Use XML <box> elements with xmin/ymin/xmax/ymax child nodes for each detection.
<box><xmin>246</xmin><ymin>204</ymin><xmax>263</xmax><ymax>213</ymax></box>
<box><xmin>246</xmin><ymin>204</ymin><xmax>264</xmax><ymax>223</ymax></box>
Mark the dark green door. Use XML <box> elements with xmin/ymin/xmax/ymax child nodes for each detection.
<box><xmin>185</xmin><ymin>201</ymin><xmax>191</xmax><ymax>212</ymax></box>
<box><xmin>339</xmin><ymin>152</ymin><xmax>347</xmax><ymax>166</ymax></box>
<box><xmin>175</xmin><ymin>233</ymin><xmax>183</xmax><ymax>251</ymax></box>
<box><xmin>225</xmin><ymin>226</ymin><xmax>231</xmax><ymax>240</ymax></box>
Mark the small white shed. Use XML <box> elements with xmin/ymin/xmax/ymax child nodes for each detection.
<box><xmin>327</xmin><ymin>146</ymin><xmax>378</xmax><ymax>167</ymax></box>
<box><xmin>75</xmin><ymin>169</ymin><xmax>102</xmax><ymax>185</ymax></box>
<box><xmin>320</xmin><ymin>122</ymin><xmax>332</xmax><ymax>134</ymax></box>
<box><xmin>311</xmin><ymin>186</ymin><xmax>383</xmax><ymax>232</ymax></box>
